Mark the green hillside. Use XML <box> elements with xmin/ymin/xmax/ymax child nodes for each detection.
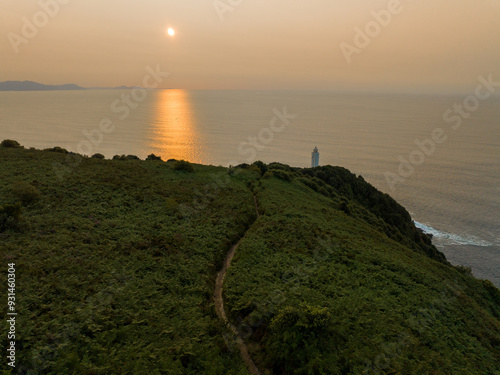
<box><xmin>1</xmin><ymin>142</ymin><xmax>499</xmax><ymax>375</ymax></box>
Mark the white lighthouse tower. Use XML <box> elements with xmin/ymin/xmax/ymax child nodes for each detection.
<box><xmin>311</xmin><ymin>147</ymin><xmax>319</xmax><ymax>168</ymax></box>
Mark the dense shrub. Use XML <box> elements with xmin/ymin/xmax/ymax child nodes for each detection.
<box><xmin>297</xmin><ymin>177</ymin><xmax>319</xmax><ymax>191</ymax></box>
<box><xmin>174</xmin><ymin>160</ymin><xmax>194</xmax><ymax>173</ymax></box>
<box><xmin>234</xmin><ymin>163</ymin><xmax>262</xmax><ymax>175</ymax></box>
<box><xmin>112</xmin><ymin>155</ymin><xmax>139</xmax><ymax>161</ymax></box>
<box><xmin>253</xmin><ymin>161</ymin><xmax>268</xmax><ymax>176</ymax></box>
<box><xmin>265</xmin><ymin>304</ymin><xmax>341</xmax><ymax>373</ymax></box>
<box><xmin>270</xmin><ymin>169</ymin><xmax>293</xmax><ymax>182</ymax></box>
<box><xmin>0</xmin><ymin>203</ymin><xmax>22</xmax><ymax>232</ymax></box>
<box><xmin>247</xmin><ymin>164</ymin><xmax>261</xmax><ymax>174</ymax></box>
<box><xmin>482</xmin><ymin>280</ymin><xmax>500</xmax><ymax>307</ymax></box>
<box><xmin>455</xmin><ymin>265</ymin><xmax>473</xmax><ymax>275</ymax></box>
<box><xmin>298</xmin><ymin>176</ymin><xmax>335</xmax><ymax>198</ymax></box>
<box><xmin>339</xmin><ymin>200</ymin><xmax>351</xmax><ymax>215</ymax></box>
<box><xmin>267</xmin><ymin>162</ymin><xmax>293</xmax><ymax>172</ymax></box>
<box><xmin>146</xmin><ymin>154</ymin><xmax>162</xmax><ymax>161</ymax></box>
<box><xmin>91</xmin><ymin>153</ymin><xmax>105</xmax><ymax>159</ymax></box>
<box><xmin>1</xmin><ymin>139</ymin><xmax>22</xmax><ymax>148</ymax></box>
<box><xmin>44</xmin><ymin>146</ymin><xmax>69</xmax><ymax>154</ymax></box>
<box><xmin>12</xmin><ymin>182</ymin><xmax>41</xmax><ymax>204</ymax></box>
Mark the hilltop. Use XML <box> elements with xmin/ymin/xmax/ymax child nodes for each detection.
<box><xmin>0</xmin><ymin>141</ymin><xmax>499</xmax><ymax>374</ymax></box>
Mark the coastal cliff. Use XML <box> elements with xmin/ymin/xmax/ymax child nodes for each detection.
<box><xmin>1</xmin><ymin>141</ymin><xmax>499</xmax><ymax>374</ymax></box>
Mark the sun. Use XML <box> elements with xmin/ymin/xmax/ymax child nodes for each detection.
<box><xmin>167</xmin><ymin>28</ymin><xmax>175</xmax><ymax>37</ymax></box>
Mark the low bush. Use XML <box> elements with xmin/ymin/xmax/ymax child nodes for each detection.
<box><xmin>174</xmin><ymin>160</ymin><xmax>194</xmax><ymax>173</ymax></box>
<box><xmin>0</xmin><ymin>203</ymin><xmax>22</xmax><ymax>232</ymax></box>
<box><xmin>247</xmin><ymin>164</ymin><xmax>261</xmax><ymax>174</ymax></box>
<box><xmin>265</xmin><ymin>304</ymin><xmax>341</xmax><ymax>373</ymax></box>
<box><xmin>267</xmin><ymin>162</ymin><xmax>293</xmax><ymax>172</ymax></box>
<box><xmin>44</xmin><ymin>146</ymin><xmax>69</xmax><ymax>154</ymax></box>
<box><xmin>270</xmin><ymin>169</ymin><xmax>293</xmax><ymax>182</ymax></box>
<box><xmin>456</xmin><ymin>265</ymin><xmax>473</xmax><ymax>275</ymax></box>
<box><xmin>112</xmin><ymin>155</ymin><xmax>139</xmax><ymax>161</ymax></box>
<box><xmin>339</xmin><ymin>200</ymin><xmax>351</xmax><ymax>215</ymax></box>
<box><xmin>91</xmin><ymin>153</ymin><xmax>105</xmax><ymax>159</ymax></box>
<box><xmin>146</xmin><ymin>154</ymin><xmax>162</xmax><ymax>161</ymax></box>
<box><xmin>1</xmin><ymin>139</ymin><xmax>22</xmax><ymax>148</ymax></box>
<box><xmin>482</xmin><ymin>280</ymin><xmax>500</xmax><ymax>306</ymax></box>
<box><xmin>253</xmin><ymin>161</ymin><xmax>268</xmax><ymax>175</ymax></box>
<box><xmin>12</xmin><ymin>182</ymin><xmax>41</xmax><ymax>204</ymax></box>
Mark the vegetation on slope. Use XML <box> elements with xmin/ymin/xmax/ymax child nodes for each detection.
<box><xmin>224</xmin><ymin>170</ymin><xmax>500</xmax><ymax>374</ymax></box>
<box><xmin>265</xmin><ymin>162</ymin><xmax>445</xmax><ymax>263</ymax></box>
<box><xmin>0</xmin><ymin>144</ymin><xmax>257</xmax><ymax>374</ymax></box>
<box><xmin>1</xmin><ymin>142</ymin><xmax>499</xmax><ymax>374</ymax></box>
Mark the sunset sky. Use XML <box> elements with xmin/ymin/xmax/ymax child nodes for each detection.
<box><xmin>2</xmin><ymin>0</ymin><xmax>499</xmax><ymax>92</ymax></box>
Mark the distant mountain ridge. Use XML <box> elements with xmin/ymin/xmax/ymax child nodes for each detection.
<box><xmin>0</xmin><ymin>81</ymin><xmax>85</xmax><ymax>91</ymax></box>
<box><xmin>0</xmin><ymin>81</ymin><xmax>149</xmax><ymax>91</ymax></box>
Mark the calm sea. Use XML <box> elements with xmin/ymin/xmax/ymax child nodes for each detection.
<box><xmin>1</xmin><ymin>89</ymin><xmax>499</xmax><ymax>286</ymax></box>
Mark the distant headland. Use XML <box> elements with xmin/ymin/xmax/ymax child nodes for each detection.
<box><xmin>0</xmin><ymin>81</ymin><xmax>84</xmax><ymax>91</ymax></box>
<box><xmin>0</xmin><ymin>81</ymin><xmax>143</xmax><ymax>91</ymax></box>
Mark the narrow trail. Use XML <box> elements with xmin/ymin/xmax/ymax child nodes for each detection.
<box><xmin>214</xmin><ymin>195</ymin><xmax>262</xmax><ymax>375</ymax></box>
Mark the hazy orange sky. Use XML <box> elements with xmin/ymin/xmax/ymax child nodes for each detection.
<box><xmin>2</xmin><ymin>0</ymin><xmax>499</xmax><ymax>92</ymax></box>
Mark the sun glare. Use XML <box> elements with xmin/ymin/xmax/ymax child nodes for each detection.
<box><xmin>167</xmin><ymin>28</ymin><xmax>175</xmax><ymax>37</ymax></box>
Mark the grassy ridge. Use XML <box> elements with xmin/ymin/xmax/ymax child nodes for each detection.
<box><xmin>1</xmin><ymin>143</ymin><xmax>499</xmax><ymax>374</ymax></box>
<box><xmin>224</xmin><ymin>174</ymin><xmax>500</xmax><ymax>374</ymax></box>
<box><xmin>0</xmin><ymin>146</ymin><xmax>257</xmax><ymax>374</ymax></box>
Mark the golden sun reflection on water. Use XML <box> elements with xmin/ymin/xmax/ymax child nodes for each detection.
<box><xmin>148</xmin><ymin>89</ymin><xmax>204</xmax><ymax>163</ymax></box>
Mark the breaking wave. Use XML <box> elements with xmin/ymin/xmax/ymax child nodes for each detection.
<box><xmin>414</xmin><ymin>221</ymin><xmax>494</xmax><ymax>247</ymax></box>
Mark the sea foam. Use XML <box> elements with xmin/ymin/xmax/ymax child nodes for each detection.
<box><xmin>414</xmin><ymin>221</ymin><xmax>494</xmax><ymax>247</ymax></box>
